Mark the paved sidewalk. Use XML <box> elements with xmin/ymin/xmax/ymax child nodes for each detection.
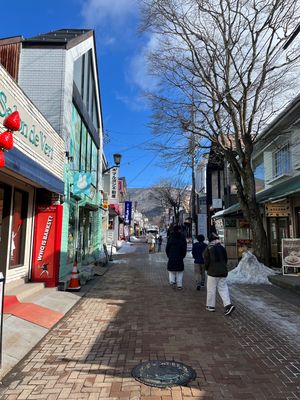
<box><xmin>0</xmin><ymin>246</ymin><xmax>299</xmax><ymax>399</ymax></box>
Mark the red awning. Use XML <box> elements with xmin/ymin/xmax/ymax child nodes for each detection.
<box><xmin>109</xmin><ymin>204</ymin><xmax>120</xmax><ymax>215</ymax></box>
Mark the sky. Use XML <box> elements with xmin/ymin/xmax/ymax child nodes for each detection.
<box><xmin>0</xmin><ymin>0</ymin><xmax>182</xmax><ymax>188</ymax></box>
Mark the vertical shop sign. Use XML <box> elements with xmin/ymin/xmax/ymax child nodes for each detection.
<box><xmin>124</xmin><ymin>201</ymin><xmax>132</xmax><ymax>225</ymax></box>
<box><xmin>32</xmin><ymin>205</ymin><xmax>63</xmax><ymax>287</ymax></box>
<box><xmin>110</xmin><ymin>167</ymin><xmax>118</xmax><ymax>201</ymax></box>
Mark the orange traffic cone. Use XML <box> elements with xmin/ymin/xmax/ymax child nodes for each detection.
<box><xmin>67</xmin><ymin>259</ymin><xmax>81</xmax><ymax>291</ymax></box>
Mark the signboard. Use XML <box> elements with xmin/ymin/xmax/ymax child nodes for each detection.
<box><xmin>0</xmin><ymin>88</ymin><xmax>55</xmax><ymax>161</ymax></box>
<box><xmin>214</xmin><ymin>218</ymin><xmax>224</xmax><ymax>229</ymax></box>
<box><xmin>224</xmin><ymin>218</ymin><xmax>237</xmax><ymax>228</ymax></box>
<box><xmin>118</xmin><ymin>179</ymin><xmax>124</xmax><ymax>193</ymax></box>
<box><xmin>198</xmin><ymin>214</ymin><xmax>207</xmax><ymax>237</ymax></box>
<box><xmin>73</xmin><ymin>172</ymin><xmax>92</xmax><ymax>196</ymax></box>
<box><xmin>282</xmin><ymin>238</ymin><xmax>300</xmax><ymax>275</ymax></box>
<box><xmin>212</xmin><ymin>198</ymin><xmax>223</xmax><ymax>209</ymax></box>
<box><xmin>265</xmin><ymin>201</ymin><xmax>290</xmax><ymax>217</ymax></box>
<box><xmin>31</xmin><ymin>205</ymin><xmax>63</xmax><ymax>287</ymax></box>
<box><xmin>124</xmin><ymin>201</ymin><xmax>132</xmax><ymax>225</ymax></box>
<box><xmin>110</xmin><ymin>167</ymin><xmax>118</xmax><ymax>202</ymax></box>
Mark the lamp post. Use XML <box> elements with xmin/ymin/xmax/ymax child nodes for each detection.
<box><xmin>103</xmin><ymin>153</ymin><xmax>122</xmax><ymax>174</ymax></box>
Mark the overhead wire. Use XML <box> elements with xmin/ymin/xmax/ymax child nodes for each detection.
<box><xmin>127</xmin><ymin>133</ymin><xmax>177</xmax><ymax>185</ymax></box>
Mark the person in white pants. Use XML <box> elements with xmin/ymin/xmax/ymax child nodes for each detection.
<box><xmin>165</xmin><ymin>225</ymin><xmax>187</xmax><ymax>290</ymax></box>
<box><xmin>203</xmin><ymin>233</ymin><xmax>235</xmax><ymax>316</ymax></box>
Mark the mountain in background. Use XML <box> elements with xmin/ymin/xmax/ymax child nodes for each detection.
<box><xmin>127</xmin><ymin>188</ymin><xmax>165</xmax><ymax>221</ymax></box>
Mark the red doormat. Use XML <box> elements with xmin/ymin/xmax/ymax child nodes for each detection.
<box><xmin>4</xmin><ymin>296</ymin><xmax>64</xmax><ymax>329</ymax></box>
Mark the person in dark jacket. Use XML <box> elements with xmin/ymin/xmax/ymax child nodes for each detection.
<box><xmin>203</xmin><ymin>232</ymin><xmax>235</xmax><ymax>315</ymax></box>
<box><xmin>192</xmin><ymin>234</ymin><xmax>207</xmax><ymax>290</ymax></box>
<box><xmin>165</xmin><ymin>225</ymin><xmax>187</xmax><ymax>290</ymax></box>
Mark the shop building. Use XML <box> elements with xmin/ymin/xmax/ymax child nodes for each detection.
<box><xmin>212</xmin><ymin>93</ymin><xmax>300</xmax><ymax>272</ymax></box>
<box><xmin>102</xmin><ymin>163</ymin><xmax>121</xmax><ymax>249</ymax></box>
<box><xmin>0</xmin><ymin>29</ymin><xmax>105</xmax><ymax>282</ymax></box>
<box><xmin>0</xmin><ymin>64</ymin><xmax>65</xmax><ymax>284</ymax></box>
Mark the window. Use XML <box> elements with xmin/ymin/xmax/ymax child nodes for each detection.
<box><xmin>71</xmin><ymin>104</ymin><xmax>99</xmax><ymax>179</ymax></box>
<box><xmin>74</xmin><ymin>56</ymin><xmax>84</xmax><ymax>95</ymax></box>
<box><xmin>273</xmin><ymin>144</ymin><xmax>290</xmax><ymax>178</ymax></box>
<box><xmin>9</xmin><ymin>189</ymin><xmax>28</xmax><ymax>268</ymax></box>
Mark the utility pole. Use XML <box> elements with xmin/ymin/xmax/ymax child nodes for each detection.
<box><xmin>190</xmin><ymin>102</ymin><xmax>198</xmax><ymax>242</ymax></box>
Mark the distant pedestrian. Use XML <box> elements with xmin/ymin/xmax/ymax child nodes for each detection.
<box><xmin>147</xmin><ymin>232</ymin><xmax>156</xmax><ymax>253</ymax></box>
<box><xmin>157</xmin><ymin>235</ymin><xmax>163</xmax><ymax>252</ymax></box>
<box><xmin>165</xmin><ymin>225</ymin><xmax>187</xmax><ymax>290</ymax></box>
<box><xmin>192</xmin><ymin>234</ymin><xmax>207</xmax><ymax>290</ymax></box>
<box><xmin>203</xmin><ymin>232</ymin><xmax>235</xmax><ymax>315</ymax></box>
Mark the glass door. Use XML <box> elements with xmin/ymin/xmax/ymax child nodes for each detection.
<box><xmin>268</xmin><ymin>217</ymin><xmax>289</xmax><ymax>267</ymax></box>
<box><xmin>0</xmin><ymin>184</ymin><xmax>12</xmax><ymax>275</ymax></box>
<box><xmin>9</xmin><ymin>189</ymin><xmax>28</xmax><ymax>269</ymax></box>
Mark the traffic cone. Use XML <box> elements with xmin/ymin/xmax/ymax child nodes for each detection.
<box><xmin>67</xmin><ymin>259</ymin><xmax>81</xmax><ymax>291</ymax></box>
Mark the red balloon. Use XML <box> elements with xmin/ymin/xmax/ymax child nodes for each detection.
<box><xmin>0</xmin><ymin>130</ymin><xmax>13</xmax><ymax>150</ymax></box>
<box><xmin>0</xmin><ymin>150</ymin><xmax>5</xmax><ymax>167</ymax></box>
<box><xmin>3</xmin><ymin>111</ymin><xmax>20</xmax><ymax>131</ymax></box>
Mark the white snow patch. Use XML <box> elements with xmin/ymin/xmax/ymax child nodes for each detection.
<box><xmin>116</xmin><ymin>242</ymin><xmax>137</xmax><ymax>254</ymax></box>
<box><xmin>227</xmin><ymin>251</ymin><xmax>276</xmax><ymax>285</ymax></box>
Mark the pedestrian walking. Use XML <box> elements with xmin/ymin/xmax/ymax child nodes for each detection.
<box><xmin>147</xmin><ymin>232</ymin><xmax>156</xmax><ymax>253</ymax></box>
<box><xmin>165</xmin><ymin>225</ymin><xmax>187</xmax><ymax>290</ymax></box>
<box><xmin>203</xmin><ymin>232</ymin><xmax>235</xmax><ymax>315</ymax></box>
<box><xmin>192</xmin><ymin>234</ymin><xmax>207</xmax><ymax>290</ymax></box>
<box><xmin>157</xmin><ymin>235</ymin><xmax>163</xmax><ymax>252</ymax></box>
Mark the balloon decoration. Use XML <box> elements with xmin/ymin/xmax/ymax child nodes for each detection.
<box><xmin>0</xmin><ymin>111</ymin><xmax>20</xmax><ymax>167</ymax></box>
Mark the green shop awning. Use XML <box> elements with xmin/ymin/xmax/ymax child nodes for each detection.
<box><xmin>214</xmin><ymin>174</ymin><xmax>300</xmax><ymax>217</ymax></box>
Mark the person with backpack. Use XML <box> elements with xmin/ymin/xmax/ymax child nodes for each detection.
<box><xmin>203</xmin><ymin>232</ymin><xmax>235</xmax><ymax>315</ymax></box>
<box><xmin>192</xmin><ymin>234</ymin><xmax>207</xmax><ymax>290</ymax></box>
<box><xmin>165</xmin><ymin>225</ymin><xmax>187</xmax><ymax>290</ymax></box>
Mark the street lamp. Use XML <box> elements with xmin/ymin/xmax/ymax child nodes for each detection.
<box><xmin>103</xmin><ymin>153</ymin><xmax>122</xmax><ymax>173</ymax></box>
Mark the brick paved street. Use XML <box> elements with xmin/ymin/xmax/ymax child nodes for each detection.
<box><xmin>0</xmin><ymin>243</ymin><xmax>299</xmax><ymax>399</ymax></box>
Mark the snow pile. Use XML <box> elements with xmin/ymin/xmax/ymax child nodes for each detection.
<box><xmin>130</xmin><ymin>236</ymin><xmax>140</xmax><ymax>242</ymax></box>
<box><xmin>227</xmin><ymin>251</ymin><xmax>276</xmax><ymax>285</ymax></box>
<box><xmin>116</xmin><ymin>241</ymin><xmax>135</xmax><ymax>254</ymax></box>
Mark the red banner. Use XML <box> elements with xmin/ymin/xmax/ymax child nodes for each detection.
<box><xmin>31</xmin><ymin>205</ymin><xmax>63</xmax><ymax>287</ymax></box>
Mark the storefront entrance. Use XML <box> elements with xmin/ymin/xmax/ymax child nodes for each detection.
<box><xmin>268</xmin><ymin>217</ymin><xmax>289</xmax><ymax>267</ymax></box>
<box><xmin>0</xmin><ymin>177</ymin><xmax>33</xmax><ymax>280</ymax></box>
<box><xmin>0</xmin><ymin>184</ymin><xmax>12</xmax><ymax>275</ymax></box>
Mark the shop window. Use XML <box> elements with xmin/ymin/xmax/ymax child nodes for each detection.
<box><xmin>70</xmin><ymin>105</ymin><xmax>82</xmax><ymax>172</ymax></box>
<box><xmin>86</xmin><ymin>134</ymin><xmax>91</xmax><ymax>172</ymax></box>
<box><xmin>108</xmin><ymin>218</ymin><xmax>114</xmax><ymax>230</ymax></box>
<box><xmin>9</xmin><ymin>189</ymin><xmax>28</xmax><ymax>269</ymax></box>
<box><xmin>67</xmin><ymin>202</ymin><xmax>76</xmax><ymax>263</ymax></box>
<box><xmin>74</xmin><ymin>55</ymin><xmax>84</xmax><ymax>96</ymax></box>
<box><xmin>273</xmin><ymin>144</ymin><xmax>291</xmax><ymax>178</ymax></box>
<box><xmin>80</xmin><ymin>124</ymin><xmax>87</xmax><ymax>171</ymax></box>
<box><xmin>0</xmin><ymin>188</ymin><xmax>4</xmax><ymax>243</ymax></box>
<box><xmin>91</xmin><ymin>142</ymin><xmax>98</xmax><ymax>186</ymax></box>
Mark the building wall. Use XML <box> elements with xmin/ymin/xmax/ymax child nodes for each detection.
<box><xmin>263</xmin><ymin>128</ymin><xmax>300</xmax><ymax>187</ymax></box>
<box><xmin>0</xmin><ymin>64</ymin><xmax>65</xmax><ymax>178</ymax></box>
<box><xmin>17</xmin><ymin>37</ymin><xmax>105</xmax><ymax>282</ymax></box>
<box><xmin>18</xmin><ymin>48</ymin><xmax>66</xmax><ymax>138</ymax></box>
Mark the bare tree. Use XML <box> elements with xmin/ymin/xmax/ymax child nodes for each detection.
<box><xmin>151</xmin><ymin>179</ymin><xmax>190</xmax><ymax>225</ymax></box>
<box><xmin>141</xmin><ymin>0</ymin><xmax>300</xmax><ymax>263</ymax></box>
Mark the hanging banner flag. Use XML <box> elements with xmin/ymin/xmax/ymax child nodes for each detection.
<box><xmin>124</xmin><ymin>201</ymin><xmax>132</xmax><ymax>225</ymax></box>
<box><xmin>73</xmin><ymin>172</ymin><xmax>92</xmax><ymax>195</ymax></box>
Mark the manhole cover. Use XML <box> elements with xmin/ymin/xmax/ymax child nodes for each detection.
<box><xmin>131</xmin><ymin>360</ymin><xmax>196</xmax><ymax>388</ymax></box>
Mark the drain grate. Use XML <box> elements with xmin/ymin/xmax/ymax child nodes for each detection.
<box><xmin>131</xmin><ymin>360</ymin><xmax>196</xmax><ymax>388</ymax></box>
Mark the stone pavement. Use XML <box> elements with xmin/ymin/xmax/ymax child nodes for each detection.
<box><xmin>0</xmin><ymin>244</ymin><xmax>299</xmax><ymax>399</ymax></box>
